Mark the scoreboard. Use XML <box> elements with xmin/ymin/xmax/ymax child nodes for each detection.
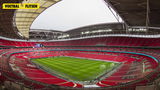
<box><xmin>35</xmin><ymin>43</ymin><xmax>43</xmax><ymax>48</ymax></box>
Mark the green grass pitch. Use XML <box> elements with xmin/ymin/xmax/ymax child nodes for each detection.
<box><xmin>32</xmin><ymin>56</ymin><xmax>119</xmax><ymax>81</ymax></box>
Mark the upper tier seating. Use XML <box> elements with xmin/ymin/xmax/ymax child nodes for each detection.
<box><xmin>1</xmin><ymin>37</ymin><xmax>160</xmax><ymax>47</ymax></box>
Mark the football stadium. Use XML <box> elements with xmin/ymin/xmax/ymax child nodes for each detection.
<box><xmin>0</xmin><ymin>0</ymin><xmax>160</xmax><ymax>90</ymax></box>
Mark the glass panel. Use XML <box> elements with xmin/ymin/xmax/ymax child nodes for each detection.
<box><xmin>16</xmin><ymin>13</ymin><xmax>22</xmax><ymax>17</ymax></box>
<box><xmin>17</xmin><ymin>26</ymin><xmax>30</xmax><ymax>28</ymax></box>
<box><xmin>19</xmin><ymin>29</ymin><xmax>28</xmax><ymax>32</ymax></box>
<box><xmin>38</xmin><ymin>0</ymin><xmax>46</xmax><ymax>5</ymax></box>
<box><xmin>36</xmin><ymin>8</ymin><xmax>45</xmax><ymax>13</ymax></box>
<box><xmin>16</xmin><ymin>18</ymin><xmax>26</xmax><ymax>22</ymax></box>
<box><xmin>42</xmin><ymin>2</ymin><xmax>54</xmax><ymax>7</ymax></box>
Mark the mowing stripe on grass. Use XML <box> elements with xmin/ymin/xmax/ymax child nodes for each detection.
<box><xmin>32</xmin><ymin>57</ymin><xmax>119</xmax><ymax>81</ymax></box>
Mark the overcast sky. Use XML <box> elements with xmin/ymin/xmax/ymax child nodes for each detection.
<box><xmin>31</xmin><ymin>0</ymin><xmax>121</xmax><ymax>31</ymax></box>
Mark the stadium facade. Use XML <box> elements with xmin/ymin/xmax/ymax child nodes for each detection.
<box><xmin>0</xmin><ymin>0</ymin><xmax>160</xmax><ymax>90</ymax></box>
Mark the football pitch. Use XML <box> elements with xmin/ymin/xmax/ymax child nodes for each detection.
<box><xmin>32</xmin><ymin>56</ymin><xmax>119</xmax><ymax>81</ymax></box>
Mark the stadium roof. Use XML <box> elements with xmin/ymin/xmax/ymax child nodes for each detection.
<box><xmin>106</xmin><ymin>0</ymin><xmax>160</xmax><ymax>27</ymax></box>
<box><xmin>0</xmin><ymin>0</ymin><xmax>21</xmax><ymax>39</ymax></box>
<box><xmin>15</xmin><ymin>0</ymin><xmax>61</xmax><ymax>38</ymax></box>
<box><xmin>0</xmin><ymin>0</ymin><xmax>160</xmax><ymax>39</ymax></box>
<box><xmin>0</xmin><ymin>0</ymin><xmax>61</xmax><ymax>39</ymax></box>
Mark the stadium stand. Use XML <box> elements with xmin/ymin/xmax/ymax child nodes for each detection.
<box><xmin>1</xmin><ymin>37</ymin><xmax>160</xmax><ymax>47</ymax></box>
<box><xmin>0</xmin><ymin>46</ymin><xmax>159</xmax><ymax>90</ymax></box>
<box><xmin>1</xmin><ymin>0</ymin><xmax>160</xmax><ymax>90</ymax></box>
